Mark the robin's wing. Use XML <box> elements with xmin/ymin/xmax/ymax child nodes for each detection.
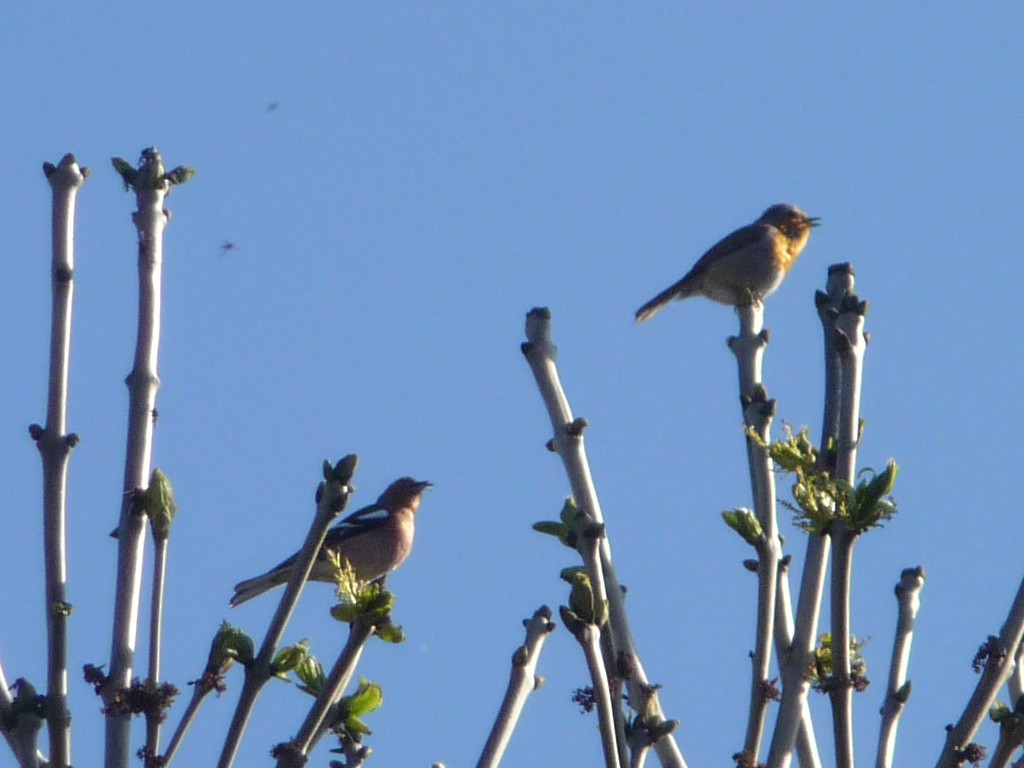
<box><xmin>635</xmin><ymin>221</ymin><xmax>775</xmax><ymax>320</ymax></box>
<box><xmin>682</xmin><ymin>222</ymin><xmax>771</xmax><ymax>282</ymax></box>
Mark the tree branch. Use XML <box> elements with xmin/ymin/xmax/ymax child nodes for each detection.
<box><xmin>34</xmin><ymin>153</ymin><xmax>88</xmax><ymax>768</ymax></box>
<box><xmin>475</xmin><ymin>607</ymin><xmax>557</xmax><ymax>768</ymax></box>
<box><xmin>522</xmin><ymin>308</ymin><xmax>687</xmax><ymax>768</ymax></box>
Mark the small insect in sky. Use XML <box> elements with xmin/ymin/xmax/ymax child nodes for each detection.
<box><xmin>266</xmin><ymin>101</ymin><xmax>279</xmax><ymax>112</ymax></box>
<box><xmin>219</xmin><ymin>241</ymin><xmax>239</xmax><ymax>256</ymax></box>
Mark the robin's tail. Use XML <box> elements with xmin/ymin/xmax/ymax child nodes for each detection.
<box><xmin>635</xmin><ymin>278</ymin><xmax>696</xmax><ymax>322</ymax></box>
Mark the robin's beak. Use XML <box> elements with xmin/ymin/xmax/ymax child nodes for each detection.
<box><xmin>415</xmin><ymin>481</ymin><xmax>434</xmax><ymax>493</ymax></box>
<box><xmin>807</xmin><ymin>216</ymin><xmax>822</xmax><ymax>227</ymax></box>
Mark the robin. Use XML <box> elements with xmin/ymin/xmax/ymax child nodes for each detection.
<box><xmin>230</xmin><ymin>477</ymin><xmax>432</xmax><ymax>606</ymax></box>
<box><xmin>635</xmin><ymin>204</ymin><xmax>820</xmax><ymax>322</ymax></box>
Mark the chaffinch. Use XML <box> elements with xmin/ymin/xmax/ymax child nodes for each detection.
<box><xmin>635</xmin><ymin>203</ymin><xmax>820</xmax><ymax>322</ymax></box>
<box><xmin>230</xmin><ymin>477</ymin><xmax>432</xmax><ymax>607</ymax></box>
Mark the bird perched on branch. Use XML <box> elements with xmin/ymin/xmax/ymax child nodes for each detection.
<box><xmin>635</xmin><ymin>203</ymin><xmax>820</xmax><ymax>322</ymax></box>
<box><xmin>230</xmin><ymin>477</ymin><xmax>432</xmax><ymax>607</ymax></box>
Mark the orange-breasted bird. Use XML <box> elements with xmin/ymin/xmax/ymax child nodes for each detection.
<box><xmin>230</xmin><ymin>477</ymin><xmax>432</xmax><ymax>607</ymax></box>
<box><xmin>635</xmin><ymin>203</ymin><xmax>820</xmax><ymax>322</ymax></box>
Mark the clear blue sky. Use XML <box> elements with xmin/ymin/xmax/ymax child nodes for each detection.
<box><xmin>2</xmin><ymin>4</ymin><xmax>1023</xmax><ymax>766</ymax></box>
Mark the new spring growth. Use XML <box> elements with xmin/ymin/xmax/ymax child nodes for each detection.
<box><xmin>558</xmin><ymin>569</ymin><xmax>608</xmax><ymax>637</ymax></box>
<box><xmin>329</xmin><ymin>579</ymin><xmax>404</xmax><ymax>644</ymax></box>
<box><xmin>271</xmin><ymin>640</ymin><xmax>310</xmax><ymax>681</ymax></box>
<box><xmin>194</xmin><ymin>623</ymin><xmax>251</xmax><ymax>694</ymax></box>
<box><xmin>811</xmin><ymin>633</ymin><xmax>869</xmax><ymax>694</ymax></box>
<box><xmin>632</xmin><ymin>683</ymin><xmax>679</xmax><ymax>743</ymax></box>
<box><xmin>111</xmin><ymin>147</ymin><xmax>195</xmax><ymax>193</ymax></box>
<box><xmin>748</xmin><ymin>425</ymin><xmax>899</xmax><ymax>534</ymax></box>
<box><xmin>136</xmin><ymin>467</ymin><xmax>178</xmax><ymax>541</ymax></box>
<box><xmin>989</xmin><ymin>695</ymin><xmax>1024</xmax><ymax>750</ymax></box>
<box><xmin>533</xmin><ymin>497</ymin><xmax>587</xmax><ymax>550</ymax></box>
<box><xmin>722</xmin><ymin>508</ymin><xmax>763</xmax><ymax>547</ymax></box>
<box><xmin>323</xmin><ymin>678</ymin><xmax>384</xmax><ymax>742</ymax></box>
<box><xmin>293</xmin><ymin>656</ymin><xmax>327</xmax><ymax>697</ymax></box>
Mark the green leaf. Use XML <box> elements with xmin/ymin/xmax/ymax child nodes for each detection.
<box><xmin>721</xmin><ymin>508</ymin><xmax>763</xmax><ymax>546</ymax></box>
<box><xmin>207</xmin><ymin>622</ymin><xmax>248</xmax><ymax>673</ymax></box>
<box><xmin>138</xmin><ymin>147</ymin><xmax>165</xmax><ymax>189</ymax></box>
<box><xmin>990</xmin><ymin>700</ymin><xmax>1011</xmax><ymax>723</ymax></box>
<box><xmin>331</xmin><ymin>602</ymin><xmax>358</xmax><ymax>624</ymax></box>
<box><xmin>559</xmin><ymin>497</ymin><xmax>581</xmax><ymax>526</ymax></box>
<box><xmin>271</xmin><ymin>640</ymin><xmax>309</xmax><ymax>678</ymax></box>
<box><xmin>164</xmin><ymin>165</ymin><xmax>195</xmax><ymax>186</ymax></box>
<box><xmin>558</xmin><ymin>605</ymin><xmax>585</xmax><ymax>636</ymax></box>
<box><xmin>832</xmin><ymin>480</ymin><xmax>857</xmax><ymax>514</ymax></box>
<box><xmin>142</xmin><ymin>468</ymin><xmax>178</xmax><ymax>540</ymax></box>
<box><xmin>375</xmin><ymin>622</ymin><xmax>406</xmax><ymax>644</ymax></box>
<box><xmin>294</xmin><ymin>656</ymin><xmax>326</xmax><ymax>696</ymax></box>
<box><xmin>345</xmin><ymin>679</ymin><xmax>383</xmax><ymax>717</ymax></box>
<box><xmin>559</xmin><ymin>566</ymin><xmax>586</xmax><ymax>582</ymax></box>
<box><xmin>533</xmin><ymin>520</ymin><xmax>574</xmax><ymax>547</ymax></box>
<box><xmin>111</xmin><ymin>157</ymin><xmax>137</xmax><ymax>191</ymax></box>
<box><xmin>849</xmin><ymin>459</ymin><xmax>899</xmax><ymax>532</ymax></box>
<box><xmin>346</xmin><ymin>715</ymin><xmax>372</xmax><ymax>736</ymax></box>
<box><xmin>567</xmin><ymin>572</ymin><xmax>595</xmax><ymax>622</ymax></box>
<box><xmin>219</xmin><ymin>624</ymin><xmax>255</xmax><ymax>667</ymax></box>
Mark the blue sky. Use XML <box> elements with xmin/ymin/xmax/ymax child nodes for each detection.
<box><xmin>2</xmin><ymin>4</ymin><xmax>1024</xmax><ymax>767</ymax></box>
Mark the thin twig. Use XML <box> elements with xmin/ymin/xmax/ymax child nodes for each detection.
<box><xmin>521</xmin><ymin>308</ymin><xmax>687</xmax><ymax>768</ymax></box>
<box><xmin>828</xmin><ymin>290</ymin><xmax>869</xmax><ymax>768</ymax></box>
<box><xmin>728</xmin><ymin>302</ymin><xmax>781</xmax><ymax>759</ymax></box>
<box><xmin>161</xmin><ymin>621</ymin><xmax>243</xmax><ymax>766</ymax></box>
<box><xmin>876</xmin><ymin>567</ymin><xmax>924</xmax><ymax>768</ymax></box>
<box><xmin>217</xmin><ymin>461</ymin><xmax>356</xmax><ymax>768</ymax></box>
<box><xmin>767</xmin><ymin>265</ymin><xmax>855</xmax><ymax>768</ymax></box>
<box><xmin>287</xmin><ymin>619</ymin><xmax>374</xmax><ymax>762</ymax></box>
<box><xmin>935</xmin><ymin>575</ymin><xmax>1024</xmax><ymax>767</ymax></box>
<box><xmin>36</xmin><ymin>153</ymin><xmax>88</xmax><ymax>768</ymax></box>
<box><xmin>475</xmin><ymin>607</ymin><xmax>557</xmax><ymax>768</ymax></box>
<box><xmin>160</xmin><ymin>683</ymin><xmax>206</xmax><ymax>767</ymax></box>
<box><xmin>145</xmin><ymin>535</ymin><xmax>169</xmax><ymax>759</ymax></box>
<box><xmin>579</xmin><ymin>623</ymin><xmax>624</xmax><ymax>768</ymax></box>
<box><xmin>104</xmin><ymin>148</ymin><xmax>178</xmax><ymax>768</ymax></box>
<box><xmin>773</xmin><ymin>558</ymin><xmax>823</xmax><ymax>768</ymax></box>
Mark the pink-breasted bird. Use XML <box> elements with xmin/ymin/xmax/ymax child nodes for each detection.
<box><xmin>230</xmin><ymin>477</ymin><xmax>432</xmax><ymax>607</ymax></box>
<box><xmin>635</xmin><ymin>203</ymin><xmax>820</xmax><ymax>322</ymax></box>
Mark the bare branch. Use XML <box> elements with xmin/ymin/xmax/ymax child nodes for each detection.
<box><xmin>521</xmin><ymin>308</ymin><xmax>687</xmax><ymax>768</ymax></box>
<box><xmin>104</xmin><ymin>147</ymin><xmax>180</xmax><ymax>768</ymax></box>
<box><xmin>217</xmin><ymin>458</ymin><xmax>357</xmax><ymax>768</ymax></box>
<box><xmin>728</xmin><ymin>302</ymin><xmax>782</xmax><ymax>759</ymax></box>
<box><xmin>876</xmin><ymin>566</ymin><xmax>925</xmax><ymax>768</ymax></box>
<box><xmin>475</xmin><ymin>607</ymin><xmax>557</xmax><ymax>768</ymax></box>
<box><xmin>34</xmin><ymin>153</ymin><xmax>88</xmax><ymax>768</ymax></box>
<box><xmin>935</xmin><ymin>577</ymin><xmax>1024</xmax><ymax>767</ymax></box>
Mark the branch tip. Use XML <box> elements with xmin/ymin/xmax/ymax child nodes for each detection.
<box><xmin>828</xmin><ymin>262</ymin><xmax>856</xmax><ymax>278</ymax></box>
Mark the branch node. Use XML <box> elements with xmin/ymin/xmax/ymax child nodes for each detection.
<box><xmin>565</xmin><ymin>417</ymin><xmax>589</xmax><ymax>438</ymax></box>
